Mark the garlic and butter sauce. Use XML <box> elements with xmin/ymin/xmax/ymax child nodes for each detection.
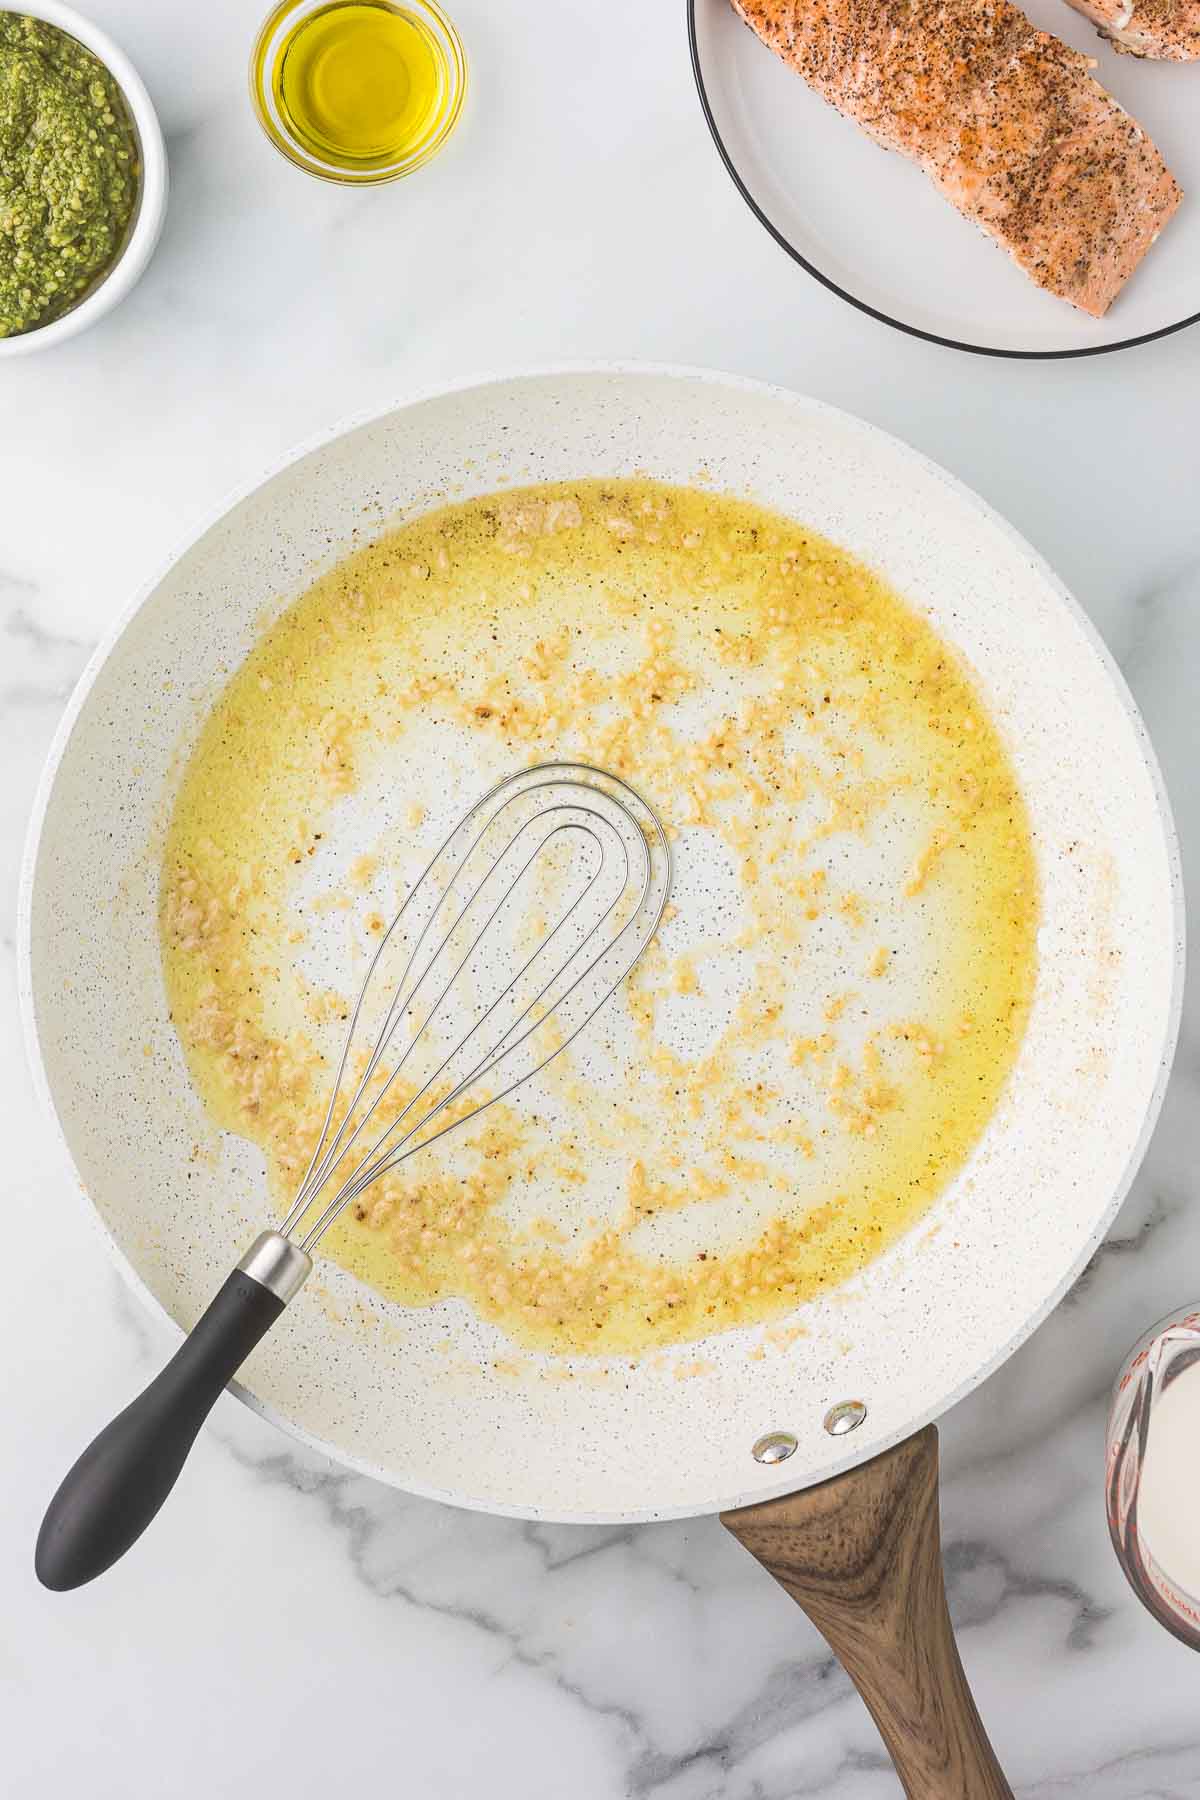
<box><xmin>161</xmin><ymin>479</ymin><xmax>1037</xmax><ymax>1355</ymax></box>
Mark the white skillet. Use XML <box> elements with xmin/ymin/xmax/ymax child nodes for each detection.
<box><xmin>20</xmin><ymin>366</ymin><xmax>1183</xmax><ymax>1785</ymax></box>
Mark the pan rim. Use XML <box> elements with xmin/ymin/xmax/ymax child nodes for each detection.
<box><xmin>18</xmin><ymin>360</ymin><xmax>1187</xmax><ymax>1523</ymax></box>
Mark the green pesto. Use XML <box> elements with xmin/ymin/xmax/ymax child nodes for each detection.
<box><xmin>0</xmin><ymin>13</ymin><xmax>140</xmax><ymax>337</ymax></box>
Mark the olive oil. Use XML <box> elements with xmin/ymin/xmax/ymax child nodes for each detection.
<box><xmin>257</xmin><ymin>0</ymin><xmax>464</xmax><ymax>177</ymax></box>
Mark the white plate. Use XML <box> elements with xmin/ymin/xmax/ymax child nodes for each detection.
<box><xmin>690</xmin><ymin>0</ymin><xmax>1200</xmax><ymax>357</ymax></box>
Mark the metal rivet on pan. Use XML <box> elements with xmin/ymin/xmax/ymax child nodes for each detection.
<box><xmin>752</xmin><ymin>1431</ymin><xmax>798</xmax><ymax>1465</ymax></box>
<box><xmin>824</xmin><ymin>1400</ymin><xmax>867</xmax><ymax>1436</ymax></box>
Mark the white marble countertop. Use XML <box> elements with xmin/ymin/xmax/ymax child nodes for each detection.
<box><xmin>4</xmin><ymin>1</ymin><xmax>1200</xmax><ymax>1793</ymax></box>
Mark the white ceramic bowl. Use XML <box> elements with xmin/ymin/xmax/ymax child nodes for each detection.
<box><xmin>0</xmin><ymin>0</ymin><xmax>167</xmax><ymax>357</ymax></box>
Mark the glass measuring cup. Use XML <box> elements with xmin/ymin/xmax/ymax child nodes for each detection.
<box><xmin>1108</xmin><ymin>1304</ymin><xmax>1200</xmax><ymax>1650</ymax></box>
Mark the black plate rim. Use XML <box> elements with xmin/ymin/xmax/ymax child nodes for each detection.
<box><xmin>687</xmin><ymin>0</ymin><xmax>1200</xmax><ymax>362</ymax></box>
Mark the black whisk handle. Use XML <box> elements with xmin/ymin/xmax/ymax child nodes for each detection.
<box><xmin>36</xmin><ymin>1233</ymin><xmax>310</xmax><ymax>1592</ymax></box>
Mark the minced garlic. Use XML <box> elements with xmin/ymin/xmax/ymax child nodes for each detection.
<box><xmin>161</xmin><ymin>478</ymin><xmax>1037</xmax><ymax>1356</ymax></box>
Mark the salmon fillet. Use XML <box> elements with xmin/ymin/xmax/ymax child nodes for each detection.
<box><xmin>731</xmin><ymin>0</ymin><xmax>1181</xmax><ymax>315</ymax></box>
<box><xmin>1064</xmin><ymin>0</ymin><xmax>1200</xmax><ymax>58</ymax></box>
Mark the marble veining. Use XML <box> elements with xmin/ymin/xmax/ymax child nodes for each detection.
<box><xmin>5</xmin><ymin>0</ymin><xmax>1200</xmax><ymax>1794</ymax></box>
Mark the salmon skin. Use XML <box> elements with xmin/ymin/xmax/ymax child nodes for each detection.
<box><xmin>731</xmin><ymin>0</ymin><xmax>1181</xmax><ymax>315</ymax></box>
<box><xmin>1065</xmin><ymin>0</ymin><xmax>1200</xmax><ymax>59</ymax></box>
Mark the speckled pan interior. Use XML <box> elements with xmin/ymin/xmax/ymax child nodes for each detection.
<box><xmin>19</xmin><ymin>367</ymin><xmax>1184</xmax><ymax>1522</ymax></box>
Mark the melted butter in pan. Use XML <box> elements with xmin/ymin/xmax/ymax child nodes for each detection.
<box><xmin>162</xmin><ymin>479</ymin><xmax>1037</xmax><ymax>1354</ymax></box>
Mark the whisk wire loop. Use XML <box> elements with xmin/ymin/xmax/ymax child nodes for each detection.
<box><xmin>279</xmin><ymin>763</ymin><xmax>671</xmax><ymax>1254</ymax></box>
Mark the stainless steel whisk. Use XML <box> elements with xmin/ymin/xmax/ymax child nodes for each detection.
<box><xmin>37</xmin><ymin>762</ymin><xmax>672</xmax><ymax>1591</ymax></box>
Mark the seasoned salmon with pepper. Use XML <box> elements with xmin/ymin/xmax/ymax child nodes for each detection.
<box><xmin>1065</xmin><ymin>0</ymin><xmax>1200</xmax><ymax>59</ymax></box>
<box><xmin>731</xmin><ymin>0</ymin><xmax>1181</xmax><ymax>315</ymax></box>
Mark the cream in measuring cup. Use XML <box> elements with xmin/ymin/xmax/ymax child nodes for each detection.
<box><xmin>1108</xmin><ymin>1305</ymin><xmax>1200</xmax><ymax>1649</ymax></box>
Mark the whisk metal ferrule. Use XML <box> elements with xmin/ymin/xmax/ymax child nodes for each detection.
<box><xmin>236</xmin><ymin>1231</ymin><xmax>313</xmax><ymax>1304</ymax></box>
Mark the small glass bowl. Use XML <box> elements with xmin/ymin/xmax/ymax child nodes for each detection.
<box><xmin>250</xmin><ymin>0</ymin><xmax>467</xmax><ymax>185</ymax></box>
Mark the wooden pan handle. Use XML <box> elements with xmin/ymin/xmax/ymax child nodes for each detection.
<box><xmin>721</xmin><ymin>1425</ymin><xmax>1012</xmax><ymax>1798</ymax></box>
